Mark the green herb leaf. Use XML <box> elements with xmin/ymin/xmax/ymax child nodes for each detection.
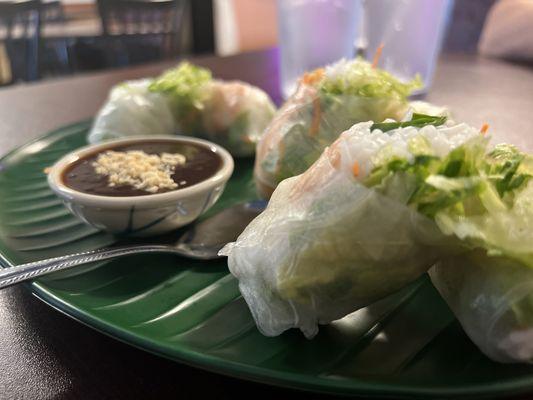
<box><xmin>485</xmin><ymin>144</ymin><xmax>533</xmax><ymax>197</ymax></box>
<box><xmin>370</xmin><ymin>113</ymin><xmax>447</xmax><ymax>133</ymax></box>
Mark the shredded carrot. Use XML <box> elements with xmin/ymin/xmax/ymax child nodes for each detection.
<box><xmin>480</xmin><ymin>123</ymin><xmax>489</xmax><ymax>135</ymax></box>
<box><xmin>372</xmin><ymin>44</ymin><xmax>384</xmax><ymax>69</ymax></box>
<box><xmin>309</xmin><ymin>97</ymin><xmax>321</xmax><ymax>137</ymax></box>
<box><xmin>301</xmin><ymin>68</ymin><xmax>325</xmax><ymax>85</ymax></box>
<box><xmin>352</xmin><ymin>161</ymin><xmax>360</xmax><ymax>177</ymax></box>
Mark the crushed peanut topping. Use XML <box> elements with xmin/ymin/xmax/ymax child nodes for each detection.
<box><xmin>92</xmin><ymin>150</ymin><xmax>186</xmax><ymax>193</ymax></box>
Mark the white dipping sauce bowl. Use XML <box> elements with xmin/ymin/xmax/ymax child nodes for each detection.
<box><xmin>48</xmin><ymin>136</ymin><xmax>234</xmax><ymax>236</ymax></box>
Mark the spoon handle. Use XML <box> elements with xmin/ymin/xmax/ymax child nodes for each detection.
<box><xmin>0</xmin><ymin>245</ymin><xmax>173</xmax><ymax>289</ymax></box>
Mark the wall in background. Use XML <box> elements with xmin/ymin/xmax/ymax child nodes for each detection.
<box><xmin>214</xmin><ymin>0</ymin><xmax>277</xmax><ymax>56</ymax></box>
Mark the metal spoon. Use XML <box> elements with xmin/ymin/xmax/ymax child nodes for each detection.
<box><xmin>0</xmin><ymin>201</ymin><xmax>267</xmax><ymax>289</ymax></box>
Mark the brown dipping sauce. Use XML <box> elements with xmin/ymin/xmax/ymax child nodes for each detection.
<box><xmin>63</xmin><ymin>140</ymin><xmax>222</xmax><ymax>196</ymax></box>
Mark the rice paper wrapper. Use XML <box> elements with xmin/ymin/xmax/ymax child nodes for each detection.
<box><xmin>254</xmin><ymin>84</ymin><xmax>410</xmax><ymax>198</ymax></box>
<box><xmin>430</xmin><ymin>251</ymin><xmax>533</xmax><ymax>363</ymax></box>
<box><xmin>223</xmin><ymin>142</ymin><xmax>455</xmax><ymax>338</ymax></box>
<box><xmin>88</xmin><ymin>79</ymin><xmax>176</xmax><ymax>144</ymax></box>
<box><xmin>199</xmin><ymin>80</ymin><xmax>276</xmax><ymax>157</ymax></box>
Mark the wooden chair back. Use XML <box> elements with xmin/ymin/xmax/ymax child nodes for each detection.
<box><xmin>0</xmin><ymin>0</ymin><xmax>42</xmax><ymax>82</ymax></box>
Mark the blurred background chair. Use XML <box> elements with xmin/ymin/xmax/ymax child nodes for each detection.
<box><xmin>40</xmin><ymin>0</ymin><xmax>73</xmax><ymax>76</ymax></box>
<box><xmin>96</xmin><ymin>0</ymin><xmax>187</xmax><ymax>67</ymax></box>
<box><xmin>41</xmin><ymin>0</ymin><xmax>66</xmax><ymax>22</ymax></box>
<box><xmin>0</xmin><ymin>0</ymin><xmax>42</xmax><ymax>85</ymax></box>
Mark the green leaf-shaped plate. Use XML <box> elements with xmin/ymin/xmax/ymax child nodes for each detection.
<box><xmin>1</xmin><ymin>122</ymin><xmax>533</xmax><ymax>398</ymax></box>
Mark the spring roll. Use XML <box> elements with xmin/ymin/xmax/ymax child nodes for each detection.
<box><xmin>254</xmin><ymin>58</ymin><xmax>423</xmax><ymax>198</ymax></box>
<box><xmin>222</xmin><ymin>116</ymin><xmax>482</xmax><ymax>338</ymax></box>
<box><xmin>88</xmin><ymin>62</ymin><xmax>276</xmax><ymax>157</ymax></box>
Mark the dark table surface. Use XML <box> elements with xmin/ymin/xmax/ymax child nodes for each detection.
<box><xmin>0</xmin><ymin>49</ymin><xmax>533</xmax><ymax>399</ymax></box>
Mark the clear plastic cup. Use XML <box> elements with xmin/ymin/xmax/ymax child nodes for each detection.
<box><xmin>277</xmin><ymin>0</ymin><xmax>362</xmax><ymax>99</ymax></box>
<box><xmin>363</xmin><ymin>0</ymin><xmax>454</xmax><ymax>94</ymax></box>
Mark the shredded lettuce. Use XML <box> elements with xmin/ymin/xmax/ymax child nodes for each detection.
<box><xmin>149</xmin><ymin>62</ymin><xmax>211</xmax><ymax>100</ymax></box>
<box><xmin>364</xmin><ymin>134</ymin><xmax>533</xmax><ymax>268</ymax></box>
<box><xmin>149</xmin><ymin>62</ymin><xmax>212</xmax><ymax>129</ymax></box>
<box><xmin>319</xmin><ymin>58</ymin><xmax>422</xmax><ymax>100</ymax></box>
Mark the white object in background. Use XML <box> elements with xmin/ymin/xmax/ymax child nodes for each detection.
<box><xmin>214</xmin><ymin>0</ymin><xmax>240</xmax><ymax>56</ymax></box>
<box><xmin>364</xmin><ymin>0</ymin><xmax>454</xmax><ymax>94</ymax></box>
<box><xmin>278</xmin><ymin>0</ymin><xmax>363</xmax><ymax>98</ymax></box>
<box><xmin>478</xmin><ymin>0</ymin><xmax>533</xmax><ymax>61</ymax></box>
